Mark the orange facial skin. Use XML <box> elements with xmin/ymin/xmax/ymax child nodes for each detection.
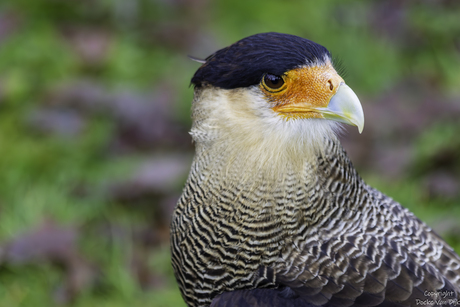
<box><xmin>260</xmin><ymin>62</ymin><xmax>344</xmax><ymax>120</ymax></box>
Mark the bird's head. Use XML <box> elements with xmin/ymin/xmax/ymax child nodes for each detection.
<box><xmin>189</xmin><ymin>33</ymin><xmax>364</xmax><ymax>171</ymax></box>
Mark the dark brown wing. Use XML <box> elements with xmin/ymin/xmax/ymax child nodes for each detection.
<box><xmin>211</xmin><ymin>288</ymin><xmax>407</xmax><ymax>307</ymax></box>
<box><xmin>212</xmin><ymin>252</ymin><xmax>458</xmax><ymax>307</ymax></box>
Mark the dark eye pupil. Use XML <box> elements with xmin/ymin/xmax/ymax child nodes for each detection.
<box><xmin>264</xmin><ymin>74</ymin><xmax>284</xmax><ymax>89</ymax></box>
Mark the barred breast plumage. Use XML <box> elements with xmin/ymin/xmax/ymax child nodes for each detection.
<box><xmin>170</xmin><ymin>33</ymin><xmax>460</xmax><ymax>307</ymax></box>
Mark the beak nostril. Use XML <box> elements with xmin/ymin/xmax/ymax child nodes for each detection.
<box><xmin>328</xmin><ymin>80</ymin><xmax>334</xmax><ymax>91</ymax></box>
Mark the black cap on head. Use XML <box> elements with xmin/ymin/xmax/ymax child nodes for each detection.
<box><xmin>191</xmin><ymin>32</ymin><xmax>331</xmax><ymax>89</ymax></box>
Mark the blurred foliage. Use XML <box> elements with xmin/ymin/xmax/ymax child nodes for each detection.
<box><xmin>0</xmin><ymin>0</ymin><xmax>459</xmax><ymax>306</ymax></box>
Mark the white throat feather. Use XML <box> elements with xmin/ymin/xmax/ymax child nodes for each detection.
<box><xmin>190</xmin><ymin>86</ymin><xmax>342</xmax><ymax>186</ymax></box>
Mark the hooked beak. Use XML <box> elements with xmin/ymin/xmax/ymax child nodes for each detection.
<box><xmin>316</xmin><ymin>83</ymin><xmax>364</xmax><ymax>133</ymax></box>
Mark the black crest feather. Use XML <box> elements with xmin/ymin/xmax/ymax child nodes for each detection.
<box><xmin>191</xmin><ymin>32</ymin><xmax>331</xmax><ymax>89</ymax></box>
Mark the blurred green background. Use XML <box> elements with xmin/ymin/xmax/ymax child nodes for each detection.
<box><xmin>0</xmin><ymin>0</ymin><xmax>459</xmax><ymax>306</ymax></box>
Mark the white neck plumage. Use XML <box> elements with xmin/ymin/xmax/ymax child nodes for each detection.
<box><xmin>189</xmin><ymin>86</ymin><xmax>343</xmax><ymax>186</ymax></box>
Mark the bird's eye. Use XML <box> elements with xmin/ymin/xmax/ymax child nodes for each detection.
<box><xmin>262</xmin><ymin>74</ymin><xmax>285</xmax><ymax>92</ymax></box>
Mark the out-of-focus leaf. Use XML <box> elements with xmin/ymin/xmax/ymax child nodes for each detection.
<box><xmin>26</xmin><ymin>108</ymin><xmax>85</xmax><ymax>137</ymax></box>
<box><xmin>107</xmin><ymin>155</ymin><xmax>192</xmax><ymax>202</ymax></box>
<box><xmin>1</xmin><ymin>220</ymin><xmax>98</xmax><ymax>304</ymax></box>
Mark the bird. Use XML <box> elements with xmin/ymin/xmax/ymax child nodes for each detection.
<box><xmin>170</xmin><ymin>32</ymin><xmax>460</xmax><ymax>307</ymax></box>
